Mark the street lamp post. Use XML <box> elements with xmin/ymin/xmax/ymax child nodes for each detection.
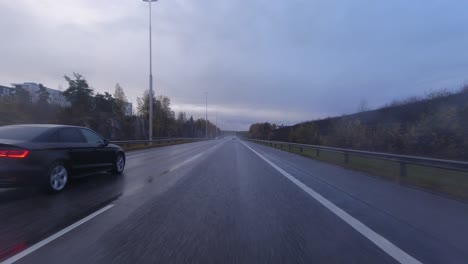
<box><xmin>205</xmin><ymin>92</ymin><xmax>208</xmax><ymax>139</ymax></box>
<box><xmin>215</xmin><ymin>111</ymin><xmax>218</xmax><ymax>138</ymax></box>
<box><xmin>143</xmin><ymin>0</ymin><xmax>158</xmax><ymax>141</ymax></box>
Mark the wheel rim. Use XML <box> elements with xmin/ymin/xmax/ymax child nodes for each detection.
<box><xmin>50</xmin><ymin>165</ymin><xmax>68</xmax><ymax>191</ymax></box>
<box><xmin>116</xmin><ymin>155</ymin><xmax>125</xmax><ymax>172</ymax></box>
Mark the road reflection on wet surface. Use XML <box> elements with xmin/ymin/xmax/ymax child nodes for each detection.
<box><xmin>0</xmin><ymin>140</ymin><xmax>221</xmax><ymax>262</ymax></box>
<box><xmin>0</xmin><ymin>173</ymin><xmax>124</xmax><ymax>260</ymax></box>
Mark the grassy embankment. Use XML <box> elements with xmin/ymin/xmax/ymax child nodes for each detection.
<box><xmin>117</xmin><ymin>139</ymin><xmax>202</xmax><ymax>152</ymax></box>
<box><xmin>253</xmin><ymin>140</ymin><xmax>468</xmax><ymax>201</ymax></box>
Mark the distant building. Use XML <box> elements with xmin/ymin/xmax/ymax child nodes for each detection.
<box><xmin>0</xmin><ymin>85</ymin><xmax>14</xmax><ymax>96</ymax></box>
<box><xmin>124</xmin><ymin>102</ymin><xmax>133</xmax><ymax>116</ymax></box>
<box><xmin>11</xmin><ymin>82</ymin><xmax>69</xmax><ymax>107</ymax></box>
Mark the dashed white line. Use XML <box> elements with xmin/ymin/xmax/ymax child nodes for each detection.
<box><xmin>1</xmin><ymin>204</ymin><xmax>115</xmax><ymax>264</ymax></box>
<box><xmin>240</xmin><ymin>141</ymin><xmax>422</xmax><ymax>264</ymax></box>
<box><xmin>124</xmin><ymin>141</ymin><xmax>226</xmax><ymax>196</ymax></box>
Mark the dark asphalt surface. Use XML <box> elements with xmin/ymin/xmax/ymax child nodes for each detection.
<box><xmin>1</xmin><ymin>139</ymin><xmax>468</xmax><ymax>263</ymax></box>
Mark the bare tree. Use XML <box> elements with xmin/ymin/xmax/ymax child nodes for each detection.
<box><xmin>114</xmin><ymin>83</ymin><xmax>127</xmax><ymax>116</ymax></box>
<box><xmin>357</xmin><ymin>99</ymin><xmax>369</xmax><ymax>112</ymax></box>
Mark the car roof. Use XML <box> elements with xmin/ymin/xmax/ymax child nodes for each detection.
<box><xmin>1</xmin><ymin>124</ymin><xmax>84</xmax><ymax>129</ymax></box>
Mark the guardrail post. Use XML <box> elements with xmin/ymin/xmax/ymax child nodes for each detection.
<box><xmin>280</xmin><ymin>144</ymin><xmax>283</xmax><ymax>150</ymax></box>
<box><xmin>344</xmin><ymin>152</ymin><xmax>349</xmax><ymax>164</ymax></box>
<box><xmin>400</xmin><ymin>162</ymin><xmax>407</xmax><ymax>177</ymax></box>
<box><xmin>316</xmin><ymin>149</ymin><xmax>320</xmax><ymax>157</ymax></box>
<box><xmin>300</xmin><ymin>147</ymin><xmax>303</xmax><ymax>153</ymax></box>
<box><xmin>288</xmin><ymin>145</ymin><xmax>291</xmax><ymax>151</ymax></box>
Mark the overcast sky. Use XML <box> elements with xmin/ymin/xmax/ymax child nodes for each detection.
<box><xmin>1</xmin><ymin>0</ymin><xmax>468</xmax><ymax>130</ymax></box>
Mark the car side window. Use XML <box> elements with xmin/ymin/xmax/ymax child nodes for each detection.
<box><xmin>48</xmin><ymin>131</ymin><xmax>60</xmax><ymax>143</ymax></box>
<box><xmin>80</xmin><ymin>129</ymin><xmax>104</xmax><ymax>144</ymax></box>
<box><xmin>58</xmin><ymin>128</ymin><xmax>85</xmax><ymax>143</ymax></box>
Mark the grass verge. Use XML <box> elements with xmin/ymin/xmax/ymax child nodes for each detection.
<box><xmin>253</xmin><ymin>140</ymin><xmax>468</xmax><ymax>202</ymax></box>
<box><xmin>117</xmin><ymin>140</ymin><xmax>200</xmax><ymax>152</ymax></box>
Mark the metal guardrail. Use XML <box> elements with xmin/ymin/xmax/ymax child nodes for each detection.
<box><xmin>248</xmin><ymin>139</ymin><xmax>468</xmax><ymax>176</ymax></box>
<box><xmin>111</xmin><ymin>138</ymin><xmax>206</xmax><ymax>146</ymax></box>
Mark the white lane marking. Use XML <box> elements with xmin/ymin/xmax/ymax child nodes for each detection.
<box><xmin>124</xmin><ymin>141</ymin><xmax>226</xmax><ymax>196</ymax></box>
<box><xmin>166</xmin><ymin>140</ymin><xmax>226</xmax><ymax>172</ymax></box>
<box><xmin>1</xmin><ymin>204</ymin><xmax>115</xmax><ymax>264</ymax></box>
<box><xmin>240</xmin><ymin>141</ymin><xmax>422</xmax><ymax>264</ymax></box>
<box><xmin>168</xmin><ymin>152</ymin><xmax>204</xmax><ymax>172</ymax></box>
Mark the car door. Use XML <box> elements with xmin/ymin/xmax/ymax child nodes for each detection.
<box><xmin>58</xmin><ymin>127</ymin><xmax>93</xmax><ymax>176</ymax></box>
<box><xmin>78</xmin><ymin>128</ymin><xmax>114</xmax><ymax>172</ymax></box>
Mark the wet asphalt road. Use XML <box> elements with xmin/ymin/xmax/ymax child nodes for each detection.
<box><xmin>1</xmin><ymin>139</ymin><xmax>468</xmax><ymax>263</ymax></box>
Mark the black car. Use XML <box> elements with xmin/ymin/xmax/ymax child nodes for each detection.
<box><xmin>0</xmin><ymin>124</ymin><xmax>125</xmax><ymax>192</ymax></box>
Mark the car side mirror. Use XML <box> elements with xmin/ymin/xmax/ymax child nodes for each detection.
<box><xmin>102</xmin><ymin>139</ymin><xmax>110</xmax><ymax>146</ymax></box>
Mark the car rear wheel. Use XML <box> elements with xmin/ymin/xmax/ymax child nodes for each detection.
<box><xmin>47</xmin><ymin>163</ymin><xmax>68</xmax><ymax>193</ymax></box>
<box><xmin>113</xmin><ymin>153</ymin><xmax>125</xmax><ymax>174</ymax></box>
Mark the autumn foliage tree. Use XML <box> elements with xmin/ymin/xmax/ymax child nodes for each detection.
<box><xmin>248</xmin><ymin>122</ymin><xmax>277</xmax><ymax>140</ymax></box>
<box><xmin>250</xmin><ymin>86</ymin><xmax>468</xmax><ymax>160</ymax></box>
<box><xmin>0</xmin><ymin>73</ymin><xmax>221</xmax><ymax>140</ymax></box>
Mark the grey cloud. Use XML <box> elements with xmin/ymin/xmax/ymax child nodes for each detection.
<box><xmin>1</xmin><ymin>0</ymin><xmax>468</xmax><ymax>130</ymax></box>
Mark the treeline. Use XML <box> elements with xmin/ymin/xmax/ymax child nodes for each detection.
<box><xmin>248</xmin><ymin>123</ymin><xmax>277</xmax><ymax>140</ymax></box>
<box><xmin>135</xmin><ymin>89</ymin><xmax>220</xmax><ymax>139</ymax></box>
<box><xmin>0</xmin><ymin>73</ymin><xmax>220</xmax><ymax>140</ymax></box>
<box><xmin>249</xmin><ymin>86</ymin><xmax>468</xmax><ymax>160</ymax></box>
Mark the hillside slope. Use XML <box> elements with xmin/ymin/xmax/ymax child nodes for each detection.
<box><xmin>250</xmin><ymin>88</ymin><xmax>468</xmax><ymax>160</ymax></box>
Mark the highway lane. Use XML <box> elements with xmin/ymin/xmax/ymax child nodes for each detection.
<box><xmin>2</xmin><ymin>138</ymin><xmax>468</xmax><ymax>263</ymax></box>
<box><xmin>0</xmin><ymin>140</ymin><xmax>223</xmax><ymax>261</ymax></box>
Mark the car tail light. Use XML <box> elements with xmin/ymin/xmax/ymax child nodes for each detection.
<box><xmin>0</xmin><ymin>150</ymin><xmax>29</xmax><ymax>158</ymax></box>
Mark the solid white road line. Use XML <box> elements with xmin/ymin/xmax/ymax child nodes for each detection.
<box><xmin>1</xmin><ymin>204</ymin><xmax>115</xmax><ymax>264</ymax></box>
<box><xmin>240</xmin><ymin>141</ymin><xmax>422</xmax><ymax>264</ymax></box>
